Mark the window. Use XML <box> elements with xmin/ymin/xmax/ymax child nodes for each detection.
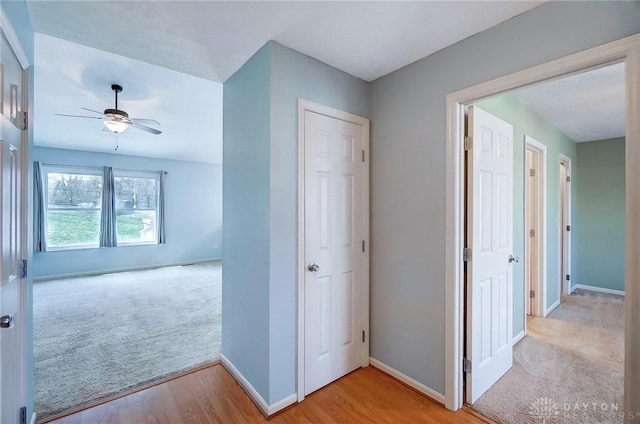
<box><xmin>45</xmin><ymin>167</ymin><xmax>103</xmax><ymax>249</ymax></box>
<box><xmin>114</xmin><ymin>172</ymin><xmax>159</xmax><ymax>244</ymax></box>
<box><xmin>40</xmin><ymin>165</ymin><xmax>162</xmax><ymax>250</ymax></box>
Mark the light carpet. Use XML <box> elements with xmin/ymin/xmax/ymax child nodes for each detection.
<box><xmin>34</xmin><ymin>261</ymin><xmax>222</xmax><ymax>419</ymax></box>
<box><xmin>472</xmin><ymin>289</ymin><xmax>624</xmax><ymax>424</ymax></box>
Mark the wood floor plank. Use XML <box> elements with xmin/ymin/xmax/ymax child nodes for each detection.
<box><xmin>47</xmin><ymin>364</ymin><xmax>488</xmax><ymax>424</ymax></box>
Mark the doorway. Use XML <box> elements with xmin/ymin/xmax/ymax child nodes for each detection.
<box><xmin>296</xmin><ymin>100</ymin><xmax>370</xmax><ymax>401</ymax></box>
<box><xmin>445</xmin><ymin>34</ymin><xmax>640</xmax><ymax>413</ymax></box>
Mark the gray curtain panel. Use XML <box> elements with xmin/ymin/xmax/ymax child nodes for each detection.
<box><xmin>34</xmin><ymin>161</ymin><xmax>47</xmax><ymax>252</ymax></box>
<box><xmin>158</xmin><ymin>171</ymin><xmax>166</xmax><ymax>244</ymax></box>
<box><xmin>99</xmin><ymin>166</ymin><xmax>117</xmax><ymax>247</ymax></box>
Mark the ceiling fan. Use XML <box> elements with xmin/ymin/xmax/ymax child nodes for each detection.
<box><xmin>56</xmin><ymin>84</ymin><xmax>162</xmax><ymax>135</ymax></box>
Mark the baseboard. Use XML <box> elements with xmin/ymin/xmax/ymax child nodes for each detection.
<box><xmin>545</xmin><ymin>299</ymin><xmax>560</xmax><ymax>316</ymax></box>
<box><xmin>268</xmin><ymin>393</ymin><xmax>297</xmax><ymax>416</ymax></box>
<box><xmin>220</xmin><ymin>354</ymin><xmax>296</xmax><ymax>417</ymax></box>
<box><xmin>574</xmin><ymin>283</ymin><xmax>625</xmax><ymax>296</ymax></box>
<box><xmin>30</xmin><ymin>412</ymin><xmax>36</xmax><ymax>424</ymax></box>
<box><xmin>369</xmin><ymin>357</ymin><xmax>445</xmax><ymax>404</ymax></box>
<box><xmin>512</xmin><ymin>330</ymin><xmax>525</xmax><ymax>345</ymax></box>
<box><xmin>33</xmin><ymin>257</ymin><xmax>222</xmax><ymax>282</ymax></box>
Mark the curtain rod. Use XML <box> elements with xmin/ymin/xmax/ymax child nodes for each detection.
<box><xmin>38</xmin><ymin>162</ymin><xmax>168</xmax><ymax>175</ymax></box>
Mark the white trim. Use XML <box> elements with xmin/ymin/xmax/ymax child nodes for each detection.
<box><xmin>545</xmin><ymin>299</ymin><xmax>560</xmax><ymax>316</ymax></box>
<box><xmin>268</xmin><ymin>393</ymin><xmax>297</xmax><ymax>416</ymax></box>
<box><xmin>29</xmin><ymin>412</ymin><xmax>35</xmax><ymax>424</ymax></box>
<box><xmin>369</xmin><ymin>358</ymin><xmax>445</xmax><ymax>404</ymax></box>
<box><xmin>0</xmin><ymin>11</ymin><xmax>30</xmax><ymax>68</ymax></box>
<box><xmin>445</xmin><ymin>34</ymin><xmax>640</xmax><ymax>412</ymax></box>
<box><xmin>512</xmin><ymin>330</ymin><xmax>525</xmax><ymax>345</ymax></box>
<box><xmin>220</xmin><ymin>353</ymin><xmax>269</xmax><ymax>416</ymax></box>
<box><xmin>220</xmin><ymin>354</ymin><xmax>296</xmax><ymax>417</ymax></box>
<box><xmin>524</xmin><ymin>136</ymin><xmax>548</xmax><ymax>319</ymax></box>
<box><xmin>558</xmin><ymin>154</ymin><xmax>572</xmax><ymax>297</ymax></box>
<box><xmin>574</xmin><ymin>283</ymin><xmax>625</xmax><ymax>296</ymax></box>
<box><xmin>296</xmin><ymin>99</ymin><xmax>370</xmax><ymax>402</ymax></box>
<box><xmin>33</xmin><ymin>257</ymin><xmax>221</xmax><ymax>282</ymax></box>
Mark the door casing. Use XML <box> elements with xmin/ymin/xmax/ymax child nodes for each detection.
<box><xmin>445</xmin><ymin>34</ymin><xmax>640</xmax><ymax>412</ymax></box>
<box><xmin>524</xmin><ymin>135</ymin><xmax>547</xmax><ymax>319</ymax></box>
<box><xmin>296</xmin><ymin>99</ymin><xmax>370</xmax><ymax>402</ymax></box>
<box><xmin>559</xmin><ymin>155</ymin><xmax>572</xmax><ymax>296</ymax></box>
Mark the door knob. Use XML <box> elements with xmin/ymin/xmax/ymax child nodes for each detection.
<box><xmin>508</xmin><ymin>255</ymin><xmax>520</xmax><ymax>264</ymax></box>
<box><xmin>0</xmin><ymin>314</ymin><xmax>13</xmax><ymax>329</ymax></box>
<box><xmin>307</xmin><ymin>262</ymin><xmax>320</xmax><ymax>272</ymax></box>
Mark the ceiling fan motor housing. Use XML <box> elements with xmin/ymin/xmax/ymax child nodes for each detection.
<box><xmin>104</xmin><ymin>108</ymin><xmax>129</xmax><ymax>119</ymax></box>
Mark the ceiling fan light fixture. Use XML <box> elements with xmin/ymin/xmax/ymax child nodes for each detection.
<box><xmin>104</xmin><ymin>119</ymin><xmax>130</xmax><ymax>133</ymax></box>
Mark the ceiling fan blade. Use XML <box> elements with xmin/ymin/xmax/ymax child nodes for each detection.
<box><xmin>131</xmin><ymin>122</ymin><xmax>162</xmax><ymax>135</ymax></box>
<box><xmin>55</xmin><ymin>113</ymin><xmax>104</xmax><ymax>120</ymax></box>
<box><xmin>81</xmin><ymin>107</ymin><xmax>106</xmax><ymax>116</ymax></box>
<box><xmin>131</xmin><ymin>117</ymin><xmax>161</xmax><ymax>126</ymax></box>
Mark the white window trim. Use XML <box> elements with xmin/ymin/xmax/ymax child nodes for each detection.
<box><xmin>113</xmin><ymin>170</ymin><xmax>160</xmax><ymax>246</ymax></box>
<box><xmin>42</xmin><ymin>165</ymin><xmax>103</xmax><ymax>251</ymax></box>
<box><xmin>40</xmin><ymin>164</ymin><xmax>162</xmax><ymax>250</ymax></box>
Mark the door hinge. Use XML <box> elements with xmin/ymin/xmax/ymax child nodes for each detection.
<box><xmin>17</xmin><ymin>111</ymin><xmax>27</xmax><ymax>131</ymax></box>
<box><xmin>529</xmin><ymin>229</ymin><xmax>535</xmax><ymax>237</ymax></box>
<box><xmin>566</xmin><ymin>274</ymin><xmax>571</xmax><ymax>281</ymax></box>
<box><xmin>362</xmin><ymin>330</ymin><xmax>366</xmax><ymax>343</ymax></box>
<box><xmin>463</xmin><ymin>358</ymin><xmax>472</xmax><ymax>373</ymax></box>
<box><xmin>463</xmin><ymin>248</ymin><xmax>472</xmax><ymax>262</ymax></box>
<box><xmin>529</xmin><ymin>290</ymin><xmax>535</xmax><ymax>298</ymax></box>
<box><xmin>20</xmin><ymin>259</ymin><xmax>27</xmax><ymax>278</ymax></box>
<box><xmin>362</xmin><ymin>150</ymin><xmax>365</xmax><ymax>162</ymax></box>
<box><xmin>20</xmin><ymin>406</ymin><xmax>26</xmax><ymax>424</ymax></box>
<box><xmin>529</xmin><ymin>169</ymin><xmax>535</xmax><ymax>177</ymax></box>
<box><xmin>362</xmin><ymin>240</ymin><xmax>365</xmax><ymax>252</ymax></box>
<box><xmin>566</xmin><ymin>176</ymin><xmax>571</xmax><ymax>183</ymax></box>
<box><xmin>464</xmin><ymin>136</ymin><xmax>472</xmax><ymax>151</ymax></box>
<box><xmin>566</xmin><ymin>225</ymin><xmax>571</xmax><ymax>232</ymax></box>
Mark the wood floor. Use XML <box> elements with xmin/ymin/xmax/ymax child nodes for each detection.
<box><xmin>48</xmin><ymin>364</ymin><xmax>489</xmax><ymax>424</ymax></box>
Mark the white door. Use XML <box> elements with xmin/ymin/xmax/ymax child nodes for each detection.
<box><xmin>304</xmin><ymin>110</ymin><xmax>365</xmax><ymax>396</ymax></box>
<box><xmin>0</xmin><ymin>29</ymin><xmax>27</xmax><ymax>423</ymax></box>
<box><xmin>466</xmin><ymin>106</ymin><xmax>514</xmax><ymax>404</ymax></box>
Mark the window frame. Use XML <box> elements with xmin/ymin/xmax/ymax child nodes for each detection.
<box><xmin>40</xmin><ymin>165</ymin><xmax>162</xmax><ymax>251</ymax></box>
<box><xmin>113</xmin><ymin>169</ymin><xmax>160</xmax><ymax>246</ymax></box>
<box><xmin>42</xmin><ymin>165</ymin><xmax>104</xmax><ymax>251</ymax></box>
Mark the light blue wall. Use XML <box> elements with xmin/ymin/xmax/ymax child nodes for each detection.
<box><xmin>268</xmin><ymin>42</ymin><xmax>369</xmax><ymax>402</ymax></box>
<box><xmin>476</xmin><ymin>95</ymin><xmax>578</xmax><ymax>324</ymax></box>
<box><xmin>32</xmin><ymin>146</ymin><xmax>222</xmax><ymax>278</ymax></box>
<box><xmin>223</xmin><ymin>41</ymin><xmax>369</xmax><ymax>404</ymax></box>
<box><xmin>369</xmin><ymin>1</ymin><xmax>640</xmax><ymax>396</ymax></box>
<box><xmin>575</xmin><ymin>137</ymin><xmax>625</xmax><ymax>291</ymax></box>
<box><xmin>2</xmin><ymin>0</ymin><xmax>34</xmax><ymax>61</ymax></box>
<box><xmin>222</xmin><ymin>44</ymin><xmax>272</xmax><ymax>401</ymax></box>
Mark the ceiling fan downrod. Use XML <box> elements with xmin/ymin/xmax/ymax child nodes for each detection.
<box><xmin>111</xmin><ymin>84</ymin><xmax>123</xmax><ymax>110</ymax></box>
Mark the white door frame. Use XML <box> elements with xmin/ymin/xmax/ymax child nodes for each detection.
<box><xmin>558</xmin><ymin>154</ymin><xmax>572</xmax><ymax>296</ymax></box>
<box><xmin>445</xmin><ymin>34</ymin><xmax>640</xmax><ymax>412</ymax></box>
<box><xmin>524</xmin><ymin>136</ymin><xmax>547</xmax><ymax>319</ymax></box>
<box><xmin>296</xmin><ymin>99</ymin><xmax>370</xmax><ymax>402</ymax></box>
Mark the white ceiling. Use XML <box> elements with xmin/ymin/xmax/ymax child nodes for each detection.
<box><xmin>25</xmin><ymin>1</ymin><xmax>545</xmax><ymax>83</ymax></box>
<box><xmin>34</xmin><ymin>34</ymin><xmax>223</xmax><ymax>164</ymax></box>
<box><xmin>513</xmin><ymin>62</ymin><xmax>625</xmax><ymax>143</ymax></box>
<box><xmin>27</xmin><ymin>2</ymin><xmax>623</xmax><ymax>160</ymax></box>
<box><xmin>26</xmin><ymin>1</ymin><xmax>546</xmax><ymax>163</ymax></box>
